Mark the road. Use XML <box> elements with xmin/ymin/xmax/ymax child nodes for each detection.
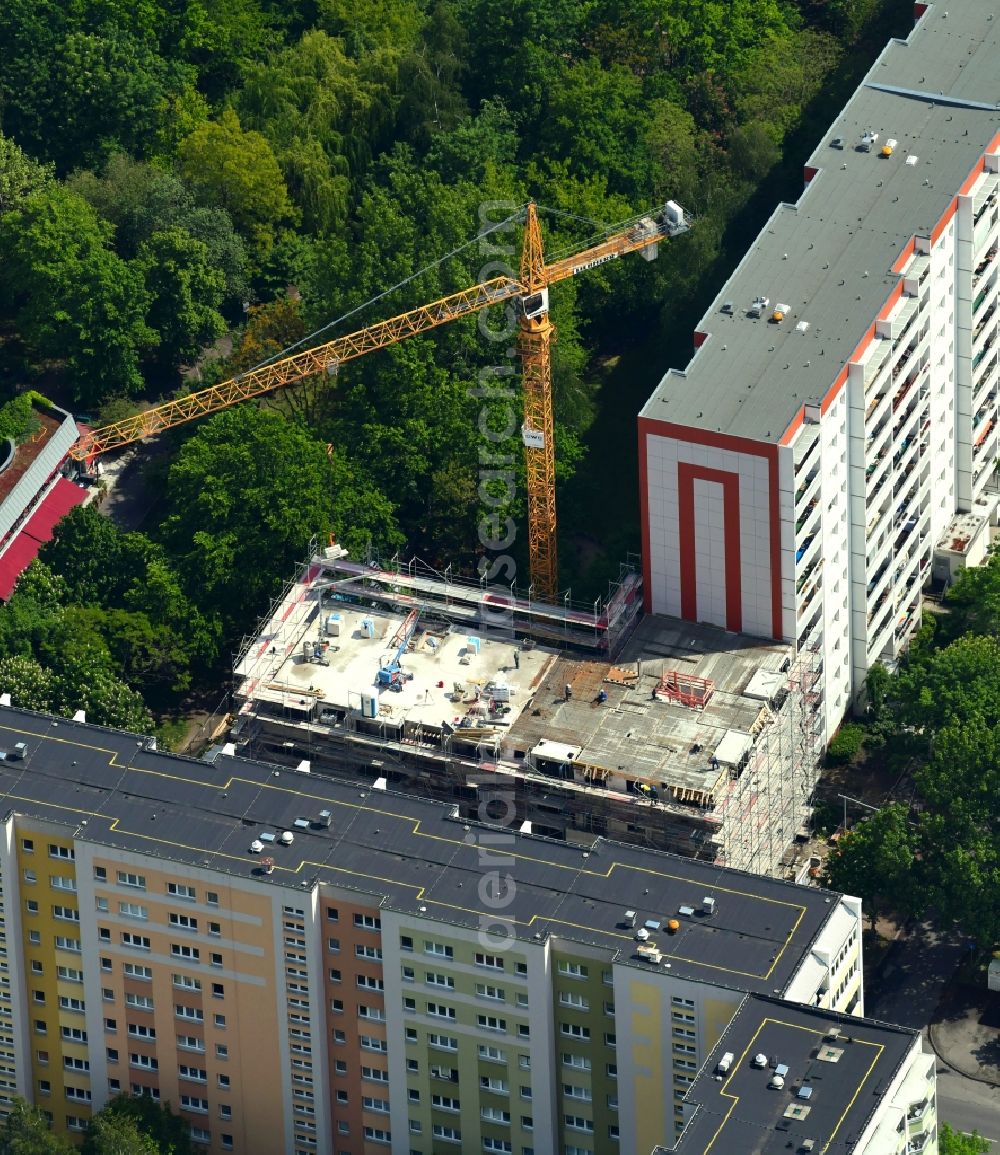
<box><xmin>863</xmin><ymin>924</ymin><xmax>998</xmax><ymax>1144</ymax></box>
<box><xmin>937</xmin><ymin>1068</ymin><xmax>999</xmax><ymax>1146</ymax></box>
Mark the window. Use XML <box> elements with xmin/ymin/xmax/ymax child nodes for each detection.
<box><xmin>180</xmin><ymin>1095</ymin><xmax>209</xmax><ymax>1113</ymax></box>
<box><xmin>427</xmin><ymin>1003</ymin><xmax>456</xmax><ymax>1021</ymax></box>
<box><xmin>52</xmin><ymin>905</ymin><xmax>80</xmax><ymax>923</ymax></box>
<box><xmin>605</xmin><ymin>1033</ymin><xmax>617</xmax><ymax>1048</ymax></box>
<box><xmin>117</xmin><ymin>871</ymin><xmax>146</xmax><ymax>889</ymax></box>
<box><xmin>363</xmin><ymin>1128</ymin><xmax>391</xmax><ymax>1145</ymax></box>
<box><xmin>65</xmin><ymin>1086</ymin><xmax>92</xmax><ymax>1103</ymax></box>
<box><xmin>26</xmin><ymin>900</ymin><xmax>39</xmax><ymax>914</ymax></box>
<box><xmin>130</xmin><ymin>1054</ymin><xmax>158</xmax><ymax>1070</ymax></box>
<box><xmin>125</xmin><ymin>963</ymin><xmax>153</xmax><ymax>980</ymax></box>
<box><xmin>477</xmin><ymin>1015</ymin><xmax>506</xmax><ymax>1033</ymax></box>
<box><xmin>58</xmin><ymin>996</ymin><xmax>85</xmax><ymax>1013</ymax></box>
<box><xmin>563</xmin><ymin>1084</ymin><xmax>592</xmax><ymax>1101</ymax></box>
<box><xmin>212</xmin><ymin>983</ymin><xmax>224</xmax><ymax>999</ymax></box>
<box><xmin>357</xmin><ymin>975</ymin><xmax>383</xmax><ymax>991</ymax></box>
<box><xmin>170</xmin><ymin>913</ymin><xmax>198</xmax><ymax>930</ymax></box>
<box><xmin>60</xmin><ymin>1027</ymin><xmax>87</xmax><ymax>1043</ymax></box>
<box><xmin>96</xmin><ymin>897</ymin><xmax>109</xmax><ymax>912</ymax></box>
<box><xmin>215</xmin><ymin>1044</ymin><xmax>228</xmax><ymax>1060</ymax></box>
<box><xmin>126</xmin><ymin>994</ymin><xmax>154</xmax><ymax>1010</ymax></box>
<box><xmin>63</xmin><ymin>1056</ymin><xmax>89</xmax><ymax>1072</ymax></box>
<box><xmin>515</xmin><ymin>961</ymin><xmax>528</xmax><ymax>976</ymax></box>
<box><xmin>208</xmin><ymin>922</ymin><xmax>221</xmax><ymax>936</ymax></box>
<box><xmin>564</xmin><ymin>1115</ymin><xmax>594</xmax><ymax>1133</ymax></box>
<box><xmin>179</xmin><ymin>1065</ymin><xmax>207</xmax><ymax>1082</ymax></box>
<box><xmin>362</xmin><ymin>1067</ymin><xmax>389</xmax><ymax>1084</ymax></box>
<box><xmin>173</xmin><ymin>974</ymin><xmax>202</xmax><ymax>991</ymax></box>
<box><xmin>122</xmin><ymin>933</ymin><xmax>150</xmax><ymax>951</ymax></box>
<box><xmin>127</xmin><ymin>1023</ymin><xmax>156</xmax><ymax>1039</ymax></box>
<box><xmin>171</xmin><ymin>945</ymin><xmax>200</xmax><ymax>961</ymax></box>
<box><xmin>400</xmin><ymin>936</ymin><xmax>413</xmax><ymax>952</ymax></box>
<box><xmin>210</xmin><ymin>953</ymin><xmax>223</xmax><ymax>967</ymax></box>
<box><xmin>50</xmin><ymin>875</ymin><xmax>75</xmax><ymax>891</ymax></box>
<box><xmin>48</xmin><ymin>844</ymin><xmax>74</xmax><ymax>860</ymax></box>
<box><xmin>476</xmin><ymin>953</ymin><xmax>504</xmax><ymax>970</ymax></box>
<box><xmin>176</xmin><ymin>1005</ymin><xmax>204</xmax><ymax>1022</ymax></box>
<box><xmin>479</xmin><ymin>1045</ymin><xmax>506</xmax><ymax>1063</ymax></box>
<box><xmin>483</xmin><ymin>1138</ymin><xmax>512</xmax><ymax>1152</ymax></box>
<box><xmin>432</xmin><ymin>1124</ymin><xmax>462</xmax><ymax>1143</ymax></box>
<box><xmin>430</xmin><ymin>1066</ymin><xmax>458</xmax><ymax>1082</ymax></box>
<box><xmin>28</xmin><ymin>930</ymin><xmax>41</xmax><ymax>945</ymax></box>
<box><xmin>214</xmin><ymin>1014</ymin><xmax>226</xmax><ymax>1029</ymax></box>
<box><xmin>168</xmin><ymin>883</ymin><xmax>196</xmax><ymax>900</ymax></box>
<box><xmin>177</xmin><ymin>1036</ymin><xmax>205</xmax><ymax>1053</ymax></box>
<box><xmin>426</xmin><ymin>973</ymin><xmax>454</xmax><ymax>990</ymax></box>
<box><xmin>105</xmin><ymin>1018</ymin><xmax>117</xmax><ymax>1032</ymax></box>
<box><xmin>428</xmin><ymin>1034</ymin><xmax>458</xmax><ymax>1051</ymax></box>
<box><xmin>432</xmin><ymin>1094</ymin><xmax>460</xmax><ymax>1111</ymax></box>
<box><xmin>22</xmin><ymin>839</ymin><xmax>34</xmax><ymax>852</ymax></box>
<box><xmin>480</xmin><ymin>1076</ymin><xmax>508</xmax><ymax>1095</ymax></box>
<box><xmin>190</xmin><ymin>1127</ymin><xmax>211</xmax><ymax>1145</ymax></box>
<box><xmin>558</xmin><ymin>962</ymin><xmax>588</xmax><ymax>978</ymax></box>
<box><xmin>217</xmin><ymin>1075</ymin><xmax>230</xmax><ymax>1089</ymax></box>
<box><xmin>476</xmin><ymin>984</ymin><xmax>505</xmax><ymax>1002</ymax></box>
<box><xmin>328</xmin><ymin>939</ymin><xmax>340</xmax><ymax>953</ymax></box>
<box><xmin>559</xmin><ymin>992</ymin><xmax>588</xmax><ymax>1010</ymax></box>
<box><xmin>106</xmin><ymin>1048</ymin><xmax>119</xmax><ymax>1064</ymax></box>
<box><xmin>561</xmin><ymin>1024</ymin><xmax>590</xmax><ymax>1040</ymax></box>
<box><xmin>354</xmin><ymin>914</ymin><xmax>381</xmax><ymax>931</ymax></box>
<box><xmin>424</xmin><ymin>941</ymin><xmax>453</xmax><ymax>959</ymax></box>
<box><xmin>206</xmin><ymin>892</ymin><xmax>219</xmax><ymax>906</ymax></box>
<box><xmin>356</xmin><ymin>945</ymin><xmax>382</xmax><ymax>960</ymax></box>
<box><xmin>563</xmin><ymin>1054</ymin><xmax>591</xmax><ymax>1071</ymax></box>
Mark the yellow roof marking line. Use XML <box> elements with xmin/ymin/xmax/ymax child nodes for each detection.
<box><xmin>702</xmin><ymin>1017</ymin><xmax>770</xmax><ymax>1155</ymax></box>
<box><xmin>821</xmin><ymin>1037</ymin><xmax>884</xmax><ymax>1153</ymax></box>
<box><xmin>3</xmin><ymin>728</ymin><xmax>810</xmax><ymax>912</ymax></box>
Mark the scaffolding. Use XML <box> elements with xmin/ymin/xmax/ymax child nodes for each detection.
<box><xmin>709</xmin><ymin>648</ymin><xmax>824</xmax><ymax>876</ymax></box>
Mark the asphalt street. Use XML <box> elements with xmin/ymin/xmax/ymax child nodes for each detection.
<box><xmin>937</xmin><ymin>1068</ymin><xmax>999</xmax><ymax>1146</ymax></box>
<box><xmin>864</xmin><ymin>924</ymin><xmax>998</xmax><ymax>1144</ymax></box>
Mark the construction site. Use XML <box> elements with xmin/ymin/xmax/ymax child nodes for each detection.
<box><xmin>230</xmin><ymin>542</ymin><xmax>825</xmax><ymax>877</ymax></box>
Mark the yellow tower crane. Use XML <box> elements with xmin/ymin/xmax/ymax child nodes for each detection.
<box><xmin>69</xmin><ymin>201</ymin><xmax>689</xmax><ymax>601</ymax></box>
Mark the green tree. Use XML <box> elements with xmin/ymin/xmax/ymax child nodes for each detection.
<box><xmin>80</xmin><ymin>1112</ymin><xmax>158</xmax><ymax>1155</ymax></box>
<box><xmin>938</xmin><ymin>1122</ymin><xmax>991</xmax><ymax>1155</ymax></box>
<box><xmin>156</xmin><ymin>406</ymin><xmax>399</xmax><ymax>637</ymax></box>
<box><xmin>824</xmin><ymin>803</ymin><xmax>918</xmax><ymax>928</ymax></box>
<box><xmin>68</xmin><ymin>155</ymin><xmax>250</xmax><ymax>302</ymax></box>
<box><xmin>177</xmin><ymin>108</ymin><xmax>298</xmax><ymax>257</ymax></box>
<box><xmin>0</xmin><ymin>131</ymin><xmax>54</xmax><ymax>216</ymax></box>
<box><xmin>82</xmin><ymin>1092</ymin><xmax>193</xmax><ymax>1155</ymax></box>
<box><xmin>0</xmin><ymin>187</ymin><xmax>155</xmax><ymax>403</ymax></box>
<box><xmin>137</xmin><ymin>227</ymin><xmax>227</xmax><ymax>372</ymax></box>
<box><xmin>942</xmin><ymin>551</ymin><xmax>1000</xmax><ymax>639</ymax></box>
<box><xmin>0</xmin><ymin>1098</ymin><xmax>74</xmax><ymax>1155</ymax></box>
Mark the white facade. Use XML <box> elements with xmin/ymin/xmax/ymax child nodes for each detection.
<box><xmin>641</xmin><ymin>1</ymin><xmax>1000</xmax><ymax>736</ymax></box>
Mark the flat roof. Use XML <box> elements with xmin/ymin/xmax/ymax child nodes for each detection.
<box><xmin>675</xmin><ymin>995</ymin><xmax>919</xmax><ymax>1155</ymax></box>
<box><xmin>235</xmin><ymin>584</ymin><xmax>556</xmax><ymax>735</ymax></box>
<box><xmin>0</xmin><ymin>705</ymin><xmax>841</xmax><ymax>992</ymax></box>
<box><xmin>507</xmin><ymin>615</ymin><xmax>792</xmax><ymax>799</ymax></box>
<box><xmin>643</xmin><ymin>0</ymin><xmax>1000</xmax><ymax>442</ymax></box>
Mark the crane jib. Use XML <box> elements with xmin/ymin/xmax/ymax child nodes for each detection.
<box><xmin>571</xmin><ymin>251</ymin><xmax>621</xmax><ymax>275</ymax></box>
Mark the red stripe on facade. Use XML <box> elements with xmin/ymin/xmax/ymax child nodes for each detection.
<box><xmin>804</xmin><ymin>165</ymin><xmax>818</xmax><ymax>185</ymax></box>
<box><xmin>640</xmin><ymin>417</ymin><xmax>782</xmax><ymax>639</ymax></box>
<box><xmin>693</xmin><ymin>330</ymin><xmax>709</xmax><ymax>349</ymax></box>
<box><xmin>677</xmin><ymin>463</ymin><xmax>743</xmax><ymax>632</ymax></box>
<box><xmin>913</xmin><ymin>2</ymin><xmax>928</xmax><ymax>18</ymax></box>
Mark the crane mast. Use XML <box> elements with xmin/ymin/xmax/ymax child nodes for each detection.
<box><xmin>70</xmin><ymin>201</ymin><xmax>688</xmax><ymax>602</ymax></box>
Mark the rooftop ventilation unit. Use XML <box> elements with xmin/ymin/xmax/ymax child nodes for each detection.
<box><xmin>721</xmin><ymin>301</ymin><xmax>734</xmax><ymax>315</ymax></box>
<box><xmin>749</xmin><ymin>295</ymin><xmax>770</xmax><ymax>318</ymax></box>
<box><xmin>717</xmin><ymin>1052</ymin><xmax>734</xmax><ymax>1074</ymax></box>
<box><xmin>317</xmin><ymin>809</ymin><xmax>333</xmax><ymax>828</ymax></box>
<box><xmin>279</xmin><ymin>831</ymin><xmax>294</xmax><ymax>846</ymax></box>
<box><xmin>795</xmin><ymin>321</ymin><xmax>810</xmax><ymax>333</ymax></box>
<box><xmin>859</xmin><ymin>131</ymin><xmax>879</xmax><ymax>152</ymax></box>
<box><xmin>702</xmin><ymin>896</ymin><xmax>717</xmax><ymax>916</ymax></box>
<box><xmin>826</xmin><ymin>1027</ymin><xmax>842</xmax><ymax>1042</ymax></box>
<box><xmin>880</xmin><ymin>138</ymin><xmax>898</xmax><ymax>158</ymax></box>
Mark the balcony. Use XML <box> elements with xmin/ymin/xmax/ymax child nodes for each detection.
<box><xmin>973</xmin><ymin>242</ymin><xmax>998</xmax><ymax>287</ymax></box>
<box><xmin>796</xmin><ymin>497</ymin><xmax>820</xmax><ymax>539</ymax></box>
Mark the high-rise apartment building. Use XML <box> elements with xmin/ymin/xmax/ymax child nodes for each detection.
<box><xmin>0</xmin><ymin>706</ymin><xmax>934</xmax><ymax>1154</ymax></box>
<box><xmin>640</xmin><ymin>0</ymin><xmax>1000</xmax><ymax>736</ymax></box>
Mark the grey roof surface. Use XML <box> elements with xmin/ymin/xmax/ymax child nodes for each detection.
<box><xmin>675</xmin><ymin>995</ymin><xmax>919</xmax><ymax>1155</ymax></box>
<box><xmin>0</xmin><ymin>705</ymin><xmax>839</xmax><ymax>992</ymax></box>
<box><xmin>642</xmin><ymin>0</ymin><xmax>1000</xmax><ymax>442</ymax></box>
